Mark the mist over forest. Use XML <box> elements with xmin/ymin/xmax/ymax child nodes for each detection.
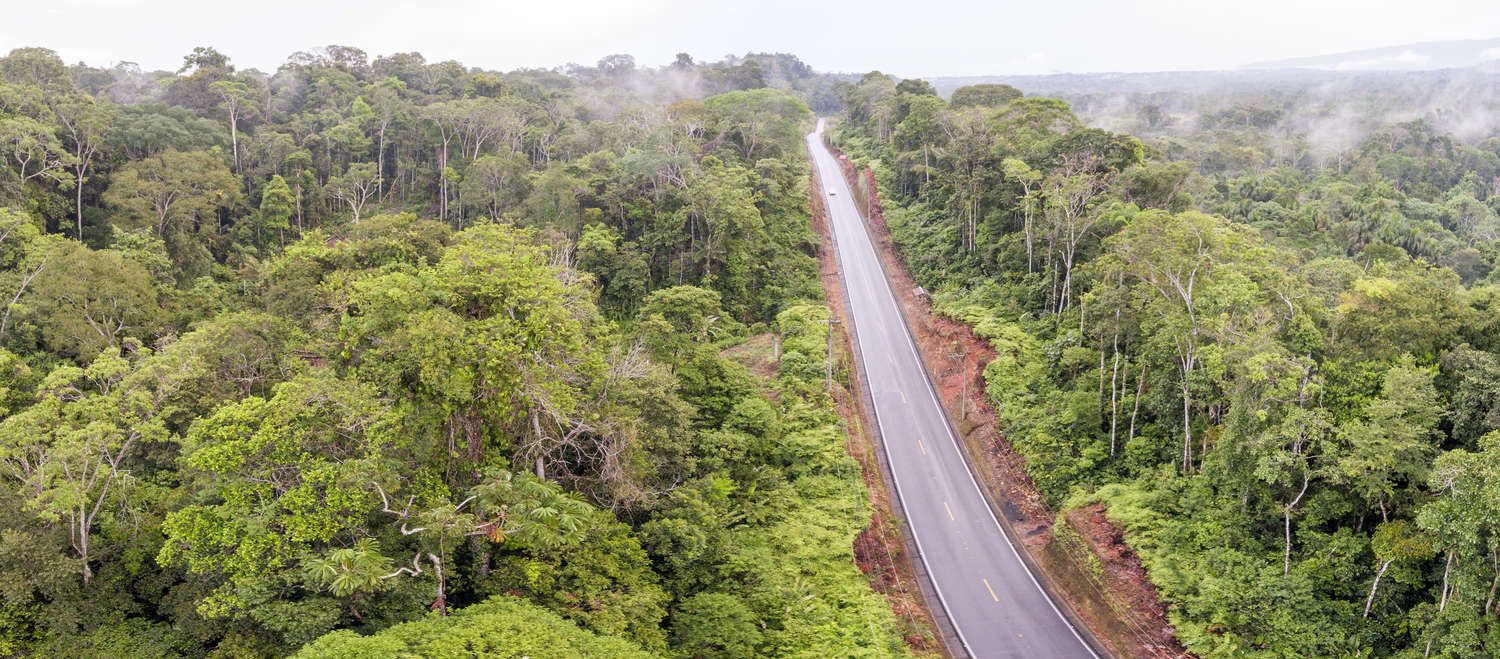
<box><xmin>934</xmin><ymin>62</ymin><xmax>1500</xmax><ymax>168</ymax></box>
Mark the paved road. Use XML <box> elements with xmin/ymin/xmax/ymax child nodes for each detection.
<box><xmin>807</xmin><ymin>119</ymin><xmax>1097</xmax><ymax>659</ymax></box>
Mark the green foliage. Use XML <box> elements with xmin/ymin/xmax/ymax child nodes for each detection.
<box><xmin>479</xmin><ymin>513</ymin><xmax>668</xmax><ymax>650</ymax></box>
<box><xmin>703</xmin><ymin>88</ymin><xmax>811</xmax><ymax>161</ymax></box>
<box><xmin>295</xmin><ymin>595</ymin><xmax>653</xmax><ymax>658</ymax></box>
<box><xmin>158</xmin><ymin>374</ymin><xmax>393</xmax><ymax>619</ymax></box>
<box><xmin>671</xmin><ymin>591</ymin><xmax>762</xmax><ymax>658</ymax></box>
<box><xmin>254</xmin><ymin>174</ymin><xmax>294</xmax><ymax>246</ymax></box>
<box><xmin>1333</xmin><ymin>359</ymin><xmax>1445</xmax><ymax>515</ymax></box>
<box><xmin>26</xmin><ymin>241</ymin><xmax>161</xmax><ymax>358</ymax></box>
<box><xmin>638</xmin><ymin>285</ymin><xmax>745</xmax><ymax>365</ymax></box>
<box><xmin>1334</xmin><ymin>266</ymin><xmax>1471</xmax><ymax>364</ymax></box>
<box><xmin>34</xmin><ymin>617</ymin><xmax>192</xmax><ymax>658</ymax></box>
<box><xmin>1370</xmin><ymin>520</ymin><xmax>1436</xmax><ymax>564</ymax></box>
<box><xmin>949</xmin><ymin>83</ymin><xmax>1023</xmax><ymax>108</ymax></box>
<box><xmin>302</xmin><ymin>538</ymin><xmax>395</xmax><ymax>598</ymax></box>
<box><xmin>101</xmin><ymin>149</ymin><xmax>240</xmax><ymax>242</ymax></box>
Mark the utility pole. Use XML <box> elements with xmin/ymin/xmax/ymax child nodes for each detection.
<box><xmin>821</xmin><ymin>318</ymin><xmax>842</xmax><ymax>392</ymax></box>
<box><xmin>949</xmin><ymin>342</ymin><xmax>969</xmax><ymax>420</ymax></box>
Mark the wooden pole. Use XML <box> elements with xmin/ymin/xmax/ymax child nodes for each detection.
<box><xmin>949</xmin><ymin>343</ymin><xmax>969</xmax><ymax>420</ymax></box>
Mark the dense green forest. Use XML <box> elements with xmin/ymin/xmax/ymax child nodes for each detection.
<box><xmin>834</xmin><ymin>71</ymin><xmax>1500</xmax><ymax>656</ymax></box>
<box><xmin>0</xmin><ymin>45</ymin><xmax>914</xmax><ymax>657</ymax></box>
<box><xmin>9</xmin><ymin>35</ymin><xmax>1500</xmax><ymax>658</ymax></box>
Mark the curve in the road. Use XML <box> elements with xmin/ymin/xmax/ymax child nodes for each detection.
<box><xmin>808</xmin><ymin>118</ymin><xmax>1099</xmax><ymax>659</ymax></box>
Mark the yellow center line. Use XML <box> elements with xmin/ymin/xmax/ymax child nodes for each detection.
<box><xmin>899</xmin><ymin>391</ymin><xmax>907</xmax><ymax>404</ymax></box>
<box><xmin>917</xmin><ymin>439</ymin><xmax>926</xmax><ymax>456</ymax></box>
<box><xmin>983</xmin><ymin>578</ymin><xmax>999</xmax><ymax>602</ymax></box>
<box><xmin>943</xmin><ymin>501</ymin><xmax>955</xmax><ymax>521</ymax></box>
<box><xmin>887</xmin><ymin>353</ymin><xmax>894</xmax><ymax>364</ymax></box>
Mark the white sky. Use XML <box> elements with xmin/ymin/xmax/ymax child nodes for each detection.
<box><xmin>3</xmin><ymin>0</ymin><xmax>1499</xmax><ymax>77</ymax></box>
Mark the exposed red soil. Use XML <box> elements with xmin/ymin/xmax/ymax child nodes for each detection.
<box><xmin>821</xmin><ymin>134</ymin><xmax>1188</xmax><ymax>659</ymax></box>
<box><xmin>1062</xmin><ymin>504</ymin><xmax>1185</xmax><ymax>657</ymax></box>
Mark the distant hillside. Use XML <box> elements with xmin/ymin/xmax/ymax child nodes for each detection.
<box><xmin>925</xmin><ymin>69</ymin><xmax>1339</xmax><ymax>98</ymax></box>
<box><xmin>1245</xmin><ymin>37</ymin><xmax>1500</xmax><ymax>71</ymax></box>
<box><xmin>922</xmin><ymin>39</ymin><xmax>1500</xmax><ymax>99</ymax></box>
<box><xmin>926</xmin><ymin>64</ymin><xmax>1499</xmax><ymax>103</ymax></box>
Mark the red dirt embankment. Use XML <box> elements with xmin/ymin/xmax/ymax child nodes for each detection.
<box><xmin>821</xmin><ymin>133</ymin><xmax>1187</xmax><ymax>659</ymax></box>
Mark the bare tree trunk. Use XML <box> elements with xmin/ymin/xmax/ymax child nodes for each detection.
<box><xmin>78</xmin><ymin>504</ymin><xmax>91</xmax><ymax>584</ymax></box>
<box><xmin>1110</xmin><ymin>341</ymin><xmax>1122</xmax><ymax>457</ymax></box>
<box><xmin>1058</xmin><ymin>250</ymin><xmax>1075</xmax><ymax>314</ymax></box>
<box><xmin>1487</xmin><ymin>546</ymin><xmax>1499</xmax><ymax>616</ymax></box>
<box><xmin>0</xmin><ymin>258</ymin><xmax>45</xmax><ymax>338</ymax></box>
<box><xmin>1181</xmin><ymin>378</ymin><xmax>1193</xmax><ymax>473</ymax></box>
<box><xmin>923</xmin><ymin>143</ymin><xmax>930</xmax><ymax>184</ymax></box>
<box><xmin>430</xmin><ymin>552</ymin><xmax>447</xmax><ymax>615</ymax></box>
<box><xmin>1364</xmin><ymin>559</ymin><xmax>1392</xmax><ymax>617</ymax></box>
<box><xmin>1424</xmin><ymin>550</ymin><xmax>1458</xmax><ymax>657</ymax></box>
<box><xmin>376</xmin><ymin>126</ymin><xmax>386</xmax><ymax>200</ymax></box>
<box><xmin>532</xmin><ymin>410</ymin><xmax>547</xmax><ymax>480</ymax></box>
<box><xmin>228</xmin><ymin>107</ymin><xmax>239</xmax><ymax>174</ymax></box>
<box><xmin>438</xmin><ymin>140</ymin><xmax>450</xmax><ymax>222</ymax></box>
<box><xmin>75</xmin><ymin>164</ymin><xmax>85</xmax><ymax>240</ymax></box>
<box><xmin>1021</xmin><ymin>189</ymin><xmax>1034</xmax><ymax>274</ymax></box>
<box><xmin>1440</xmin><ymin>550</ymin><xmax>1455</xmax><ymax>611</ymax></box>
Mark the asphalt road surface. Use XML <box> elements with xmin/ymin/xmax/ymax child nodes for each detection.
<box><xmin>807</xmin><ymin>119</ymin><xmax>1097</xmax><ymax>659</ymax></box>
